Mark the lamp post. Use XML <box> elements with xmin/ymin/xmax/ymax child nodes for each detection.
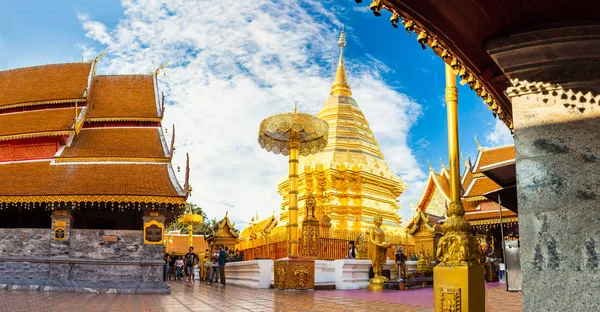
<box><xmin>433</xmin><ymin>64</ymin><xmax>485</xmax><ymax>312</ymax></box>
<box><xmin>258</xmin><ymin>104</ymin><xmax>328</xmax><ymax>290</ymax></box>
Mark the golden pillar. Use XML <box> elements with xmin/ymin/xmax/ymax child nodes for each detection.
<box><xmin>433</xmin><ymin>64</ymin><xmax>485</xmax><ymax>311</ymax></box>
<box><xmin>288</xmin><ymin>140</ymin><xmax>300</xmax><ymax>256</ymax></box>
<box><xmin>258</xmin><ymin>105</ymin><xmax>328</xmax><ymax>289</ymax></box>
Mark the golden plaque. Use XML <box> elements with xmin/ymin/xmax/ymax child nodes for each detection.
<box><xmin>143</xmin><ymin>220</ymin><xmax>164</xmax><ymax>245</ymax></box>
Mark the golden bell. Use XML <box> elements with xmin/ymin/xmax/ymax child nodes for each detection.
<box><xmin>450</xmin><ymin>58</ymin><xmax>460</xmax><ymax>70</ymax></box>
<box><xmin>458</xmin><ymin>67</ymin><xmax>468</xmax><ymax>79</ymax></box>
<box><xmin>473</xmin><ymin>81</ymin><xmax>482</xmax><ymax>92</ymax></box>
<box><xmin>440</xmin><ymin>50</ymin><xmax>450</xmax><ymax>59</ymax></box>
<box><xmin>390</xmin><ymin>13</ymin><xmax>399</xmax><ymax>28</ymax></box>
<box><xmin>430</xmin><ymin>39</ymin><xmax>439</xmax><ymax>50</ymax></box>
<box><xmin>370</xmin><ymin>0</ymin><xmax>382</xmax><ymax>16</ymax></box>
<box><xmin>404</xmin><ymin>20</ymin><xmax>414</xmax><ymax>36</ymax></box>
<box><xmin>480</xmin><ymin>89</ymin><xmax>488</xmax><ymax>98</ymax></box>
<box><xmin>417</xmin><ymin>30</ymin><xmax>428</xmax><ymax>50</ymax></box>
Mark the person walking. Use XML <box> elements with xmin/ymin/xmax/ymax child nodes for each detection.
<box><xmin>184</xmin><ymin>247</ymin><xmax>197</xmax><ymax>284</ymax></box>
<box><xmin>163</xmin><ymin>252</ymin><xmax>171</xmax><ymax>282</ymax></box>
<box><xmin>218</xmin><ymin>245</ymin><xmax>227</xmax><ymax>286</ymax></box>
<box><xmin>207</xmin><ymin>247</ymin><xmax>220</xmax><ymax>285</ymax></box>
<box><xmin>175</xmin><ymin>256</ymin><xmax>184</xmax><ymax>280</ymax></box>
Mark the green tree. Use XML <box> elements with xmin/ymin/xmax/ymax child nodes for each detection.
<box><xmin>167</xmin><ymin>203</ymin><xmax>213</xmax><ymax>235</ymax></box>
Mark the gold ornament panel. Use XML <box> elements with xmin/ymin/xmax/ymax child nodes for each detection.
<box><xmin>274</xmin><ymin>259</ymin><xmax>315</xmax><ymax>290</ymax></box>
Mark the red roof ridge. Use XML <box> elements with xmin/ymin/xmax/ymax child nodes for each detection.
<box><xmin>0</xmin><ymin>61</ymin><xmax>92</xmax><ymax>74</ymax></box>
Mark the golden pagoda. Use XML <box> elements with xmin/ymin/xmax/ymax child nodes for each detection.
<box><xmin>253</xmin><ymin>30</ymin><xmax>406</xmax><ymax>238</ymax></box>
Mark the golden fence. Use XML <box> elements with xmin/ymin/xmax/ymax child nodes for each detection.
<box><xmin>238</xmin><ymin>227</ymin><xmax>415</xmax><ymax>261</ymax></box>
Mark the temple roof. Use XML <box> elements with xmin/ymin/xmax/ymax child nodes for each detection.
<box><xmin>0</xmin><ymin>161</ymin><xmax>184</xmax><ymax>203</ymax></box>
<box><xmin>0</xmin><ymin>108</ymin><xmax>81</xmax><ymax>141</ymax></box>
<box><xmin>463</xmin><ymin>145</ymin><xmax>515</xmax><ymax>200</ymax></box>
<box><xmin>59</xmin><ymin>127</ymin><xmax>170</xmax><ymax>161</ymax></box>
<box><xmin>240</xmin><ymin>214</ymin><xmax>277</xmax><ymax>238</ymax></box>
<box><xmin>86</xmin><ymin>75</ymin><xmax>161</xmax><ymax>122</ymax></box>
<box><xmin>0</xmin><ymin>63</ymin><xmax>91</xmax><ymax>110</ymax></box>
<box><xmin>208</xmin><ymin>212</ymin><xmax>239</xmax><ymax>240</ymax></box>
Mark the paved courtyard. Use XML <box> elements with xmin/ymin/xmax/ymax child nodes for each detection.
<box><xmin>0</xmin><ymin>282</ymin><xmax>521</xmax><ymax>312</ymax></box>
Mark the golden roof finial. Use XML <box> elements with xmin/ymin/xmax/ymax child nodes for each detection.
<box><xmin>330</xmin><ymin>28</ymin><xmax>352</xmax><ymax>97</ymax></box>
<box><xmin>225</xmin><ymin>209</ymin><xmax>228</xmax><ymax>217</ymax></box>
<box><xmin>474</xmin><ymin>134</ymin><xmax>482</xmax><ymax>152</ymax></box>
<box><xmin>92</xmin><ymin>51</ymin><xmax>106</xmax><ymax>76</ymax></box>
<box><xmin>439</xmin><ymin>157</ymin><xmax>446</xmax><ymax>171</ymax></box>
<box><xmin>427</xmin><ymin>159</ymin><xmax>433</xmax><ymax>172</ymax></box>
<box><xmin>410</xmin><ymin>200</ymin><xmax>417</xmax><ymax>212</ymax></box>
<box><xmin>155</xmin><ymin>61</ymin><xmax>168</xmax><ymax>75</ymax></box>
<box><xmin>461</xmin><ymin>153</ymin><xmax>469</xmax><ymax>169</ymax></box>
<box><xmin>294</xmin><ymin>102</ymin><xmax>297</xmax><ymax>113</ymax></box>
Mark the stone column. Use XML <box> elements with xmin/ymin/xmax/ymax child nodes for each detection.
<box><xmin>48</xmin><ymin>205</ymin><xmax>74</xmax><ymax>284</ymax></box>
<box><xmin>488</xmin><ymin>24</ymin><xmax>600</xmax><ymax>311</ymax></box>
<box><xmin>50</xmin><ymin>207</ymin><xmax>73</xmax><ymax>258</ymax></box>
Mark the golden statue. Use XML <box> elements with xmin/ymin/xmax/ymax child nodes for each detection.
<box><xmin>367</xmin><ymin>213</ymin><xmax>392</xmax><ymax>291</ymax></box>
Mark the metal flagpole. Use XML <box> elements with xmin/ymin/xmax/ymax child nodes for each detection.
<box><xmin>498</xmin><ymin>194</ymin><xmax>508</xmax><ymax>291</ymax></box>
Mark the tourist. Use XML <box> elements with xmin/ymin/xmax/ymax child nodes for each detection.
<box><xmin>219</xmin><ymin>244</ymin><xmax>227</xmax><ymax>286</ymax></box>
<box><xmin>169</xmin><ymin>252</ymin><xmax>177</xmax><ymax>280</ymax></box>
<box><xmin>184</xmin><ymin>247</ymin><xmax>197</xmax><ymax>284</ymax></box>
<box><xmin>163</xmin><ymin>252</ymin><xmax>171</xmax><ymax>282</ymax></box>
<box><xmin>176</xmin><ymin>256</ymin><xmax>184</xmax><ymax>280</ymax></box>
<box><xmin>346</xmin><ymin>241</ymin><xmax>357</xmax><ymax>259</ymax></box>
<box><xmin>207</xmin><ymin>247</ymin><xmax>220</xmax><ymax>285</ymax></box>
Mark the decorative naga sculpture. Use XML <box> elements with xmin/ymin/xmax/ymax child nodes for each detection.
<box><xmin>367</xmin><ymin>213</ymin><xmax>392</xmax><ymax>291</ymax></box>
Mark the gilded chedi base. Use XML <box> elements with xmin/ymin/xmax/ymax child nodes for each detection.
<box><xmin>433</xmin><ymin>265</ymin><xmax>485</xmax><ymax>312</ymax></box>
<box><xmin>274</xmin><ymin>258</ymin><xmax>315</xmax><ymax>290</ymax></box>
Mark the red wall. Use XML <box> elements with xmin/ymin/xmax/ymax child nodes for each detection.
<box><xmin>0</xmin><ymin>137</ymin><xmax>60</xmax><ymax>162</ymax></box>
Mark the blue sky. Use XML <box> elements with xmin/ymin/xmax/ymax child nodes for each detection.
<box><xmin>0</xmin><ymin>0</ymin><xmax>512</xmax><ymax>226</ymax></box>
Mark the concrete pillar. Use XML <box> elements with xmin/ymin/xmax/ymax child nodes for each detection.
<box><xmin>488</xmin><ymin>24</ymin><xmax>600</xmax><ymax>311</ymax></box>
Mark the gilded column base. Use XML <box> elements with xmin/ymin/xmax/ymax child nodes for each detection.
<box><xmin>433</xmin><ymin>265</ymin><xmax>485</xmax><ymax>312</ymax></box>
<box><xmin>274</xmin><ymin>258</ymin><xmax>315</xmax><ymax>290</ymax></box>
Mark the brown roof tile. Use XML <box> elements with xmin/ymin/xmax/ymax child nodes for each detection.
<box><xmin>0</xmin><ymin>161</ymin><xmax>181</xmax><ymax>198</ymax></box>
<box><xmin>60</xmin><ymin>128</ymin><xmax>168</xmax><ymax>159</ymax></box>
<box><xmin>86</xmin><ymin>75</ymin><xmax>160</xmax><ymax>121</ymax></box>
<box><xmin>0</xmin><ymin>63</ymin><xmax>91</xmax><ymax>109</ymax></box>
<box><xmin>0</xmin><ymin>108</ymin><xmax>81</xmax><ymax>140</ymax></box>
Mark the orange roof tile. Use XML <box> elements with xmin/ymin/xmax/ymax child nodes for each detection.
<box><xmin>0</xmin><ymin>108</ymin><xmax>81</xmax><ymax>141</ymax></box>
<box><xmin>86</xmin><ymin>75</ymin><xmax>160</xmax><ymax>121</ymax></box>
<box><xmin>476</xmin><ymin>146</ymin><xmax>514</xmax><ymax>171</ymax></box>
<box><xmin>464</xmin><ymin>177</ymin><xmax>501</xmax><ymax>198</ymax></box>
<box><xmin>465</xmin><ymin>209</ymin><xmax>517</xmax><ymax>221</ymax></box>
<box><xmin>0</xmin><ymin>161</ymin><xmax>183</xmax><ymax>200</ymax></box>
<box><xmin>0</xmin><ymin>63</ymin><xmax>91</xmax><ymax>109</ymax></box>
<box><xmin>60</xmin><ymin>128</ymin><xmax>168</xmax><ymax>160</ymax></box>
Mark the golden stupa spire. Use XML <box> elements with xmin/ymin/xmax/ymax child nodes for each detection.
<box><xmin>330</xmin><ymin>27</ymin><xmax>352</xmax><ymax>97</ymax></box>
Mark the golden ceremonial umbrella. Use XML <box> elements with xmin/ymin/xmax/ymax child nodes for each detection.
<box><xmin>258</xmin><ymin>105</ymin><xmax>328</xmax><ymax>257</ymax></box>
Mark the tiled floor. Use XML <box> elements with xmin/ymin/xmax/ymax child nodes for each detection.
<box><xmin>0</xmin><ymin>281</ymin><xmax>521</xmax><ymax>312</ymax></box>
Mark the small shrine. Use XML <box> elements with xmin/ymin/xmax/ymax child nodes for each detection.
<box><xmin>205</xmin><ymin>211</ymin><xmax>239</xmax><ymax>250</ymax></box>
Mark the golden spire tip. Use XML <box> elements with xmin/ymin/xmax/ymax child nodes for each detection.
<box><xmin>330</xmin><ymin>28</ymin><xmax>352</xmax><ymax>97</ymax></box>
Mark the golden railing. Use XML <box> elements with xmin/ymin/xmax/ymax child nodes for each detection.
<box><xmin>238</xmin><ymin>227</ymin><xmax>415</xmax><ymax>261</ymax></box>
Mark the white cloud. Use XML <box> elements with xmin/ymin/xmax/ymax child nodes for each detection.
<box><xmin>79</xmin><ymin>0</ymin><xmax>425</xmax><ymax>228</ymax></box>
<box><xmin>485</xmin><ymin>118</ymin><xmax>514</xmax><ymax>147</ymax></box>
